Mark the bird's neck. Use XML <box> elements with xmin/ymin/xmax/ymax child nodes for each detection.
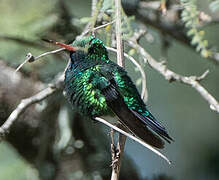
<box><xmin>87</xmin><ymin>52</ymin><xmax>110</xmax><ymax>64</ymax></box>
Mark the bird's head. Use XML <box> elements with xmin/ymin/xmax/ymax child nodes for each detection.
<box><xmin>87</xmin><ymin>37</ymin><xmax>108</xmax><ymax>57</ymax></box>
<box><xmin>43</xmin><ymin>36</ymin><xmax>109</xmax><ymax>63</ymax></box>
<box><xmin>72</xmin><ymin>36</ymin><xmax>109</xmax><ymax>60</ymax></box>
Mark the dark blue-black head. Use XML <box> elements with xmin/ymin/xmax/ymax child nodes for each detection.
<box><xmin>43</xmin><ymin>36</ymin><xmax>109</xmax><ymax>63</ymax></box>
<box><xmin>87</xmin><ymin>37</ymin><xmax>108</xmax><ymax>58</ymax></box>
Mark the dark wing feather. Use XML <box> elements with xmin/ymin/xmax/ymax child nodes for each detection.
<box><xmin>99</xmin><ymin>63</ymin><xmax>173</xmax><ymax>143</ymax></box>
<box><xmin>130</xmin><ymin>109</ymin><xmax>173</xmax><ymax>143</ymax></box>
<box><xmin>102</xmin><ymin>85</ymin><xmax>165</xmax><ymax>149</ymax></box>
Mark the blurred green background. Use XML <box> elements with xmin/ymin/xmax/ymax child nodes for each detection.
<box><xmin>0</xmin><ymin>0</ymin><xmax>218</xmax><ymax>179</ymax></box>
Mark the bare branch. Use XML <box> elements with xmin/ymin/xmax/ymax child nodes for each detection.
<box><xmin>15</xmin><ymin>48</ymin><xmax>65</xmax><ymax>72</ymax></box>
<box><xmin>0</xmin><ymin>75</ymin><xmax>64</xmax><ymax>137</ymax></box>
<box><xmin>195</xmin><ymin>69</ymin><xmax>209</xmax><ymax>81</ymax></box>
<box><xmin>127</xmin><ymin>39</ymin><xmax>219</xmax><ymax>113</ymax></box>
<box><xmin>93</xmin><ymin>20</ymin><xmax>116</xmax><ymax>32</ymax></box>
<box><xmin>115</xmin><ymin>0</ymin><xmax>124</xmax><ymax>67</ymax></box>
<box><xmin>15</xmin><ymin>53</ymin><xmax>34</xmax><ymax>72</ymax></box>
<box><xmin>110</xmin><ymin>0</ymin><xmax>126</xmax><ymax>179</ymax></box>
<box><xmin>95</xmin><ymin>117</ymin><xmax>171</xmax><ymax>164</ymax></box>
<box><xmin>34</xmin><ymin>48</ymin><xmax>65</xmax><ymax>61</ymax></box>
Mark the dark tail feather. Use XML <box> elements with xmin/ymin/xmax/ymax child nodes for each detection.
<box><xmin>130</xmin><ymin>110</ymin><xmax>173</xmax><ymax>143</ymax></box>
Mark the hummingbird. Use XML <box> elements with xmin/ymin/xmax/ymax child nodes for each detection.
<box><xmin>50</xmin><ymin>36</ymin><xmax>173</xmax><ymax>149</ymax></box>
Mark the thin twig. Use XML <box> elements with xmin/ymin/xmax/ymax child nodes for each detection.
<box><xmin>15</xmin><ymin>48</ymin><xmax>65</xmax><ymax>72</ymax></box>
<box><xmin>127</xmin><ymin>39</ymin><xmax>219</xmax><ymax>113</ymax></box>
<box><xmin>115</xmin><ymin>1</ymin><xmax>124</xmax><ymax>67</ymax></box>
<box><xmin>95</xmin><ymin>117</ymin><xmax>171</xmax><ymax>164</ymax></box>
<box><xmin>35</xmin><ymin>48</ymin><xmax>65</xmax><ymax>60</ymax></box>
<box><xmin>15</xmin><ymin>53</ymin><xmax>35</xmax><ymax>72</ymax></box>
<box><xmin>111</xmin><ymin>0</ymin><xmax>126</xmax><ymax>179</ymax></box>
<box><xmin>80</xmin><ymin>20</ymin><xmax>116</xmax><ymax>38</ymax></box>
<box><xmin>93</xmin><ymin>20</ymin><xmax>116</xmax><ymax>32</ymax></box>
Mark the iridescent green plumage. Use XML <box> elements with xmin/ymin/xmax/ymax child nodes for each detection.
<box><xmin>64</xmin><ymin>37</ymin><xmax>172</xmax><ymax>148</ymax></box>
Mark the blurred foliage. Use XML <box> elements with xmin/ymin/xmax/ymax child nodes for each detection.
<box><xmin>0</xmin><ymin>0</ymin><xmax>56</xmax><ymax>39</ymax></box>
<box><xmin>0</xmin><ymin>142</ymin><xmax>39</xmax><ymax>180</ymax></box>
<box><xmin>209</xmin><ymin>0</ymin><xmax>219</xmax><ymax>12</ymax></box>
<box><xmin>0</xmin><ymin>0</ymin><xmax>64</xmax><ymax>81</ymax></box>
<box><xmin>180</xmin><ymin>0</ymin><xmax>211</xmax><ymax>58</ymax></box>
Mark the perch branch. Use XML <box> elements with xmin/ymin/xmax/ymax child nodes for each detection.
<box><xmin>95</xmin><ymin>117</ymin><xmax>171</xmax><ymax>164</ymax></box>
<box><xmin>115</xmin><ymin>0</ymin><xmax>124</xmax><ymax>68</ymax></box>
<box><xmin>111</xmin><ymin>0</ymin><xmax>126</xmax><ymax>179</ymax></box>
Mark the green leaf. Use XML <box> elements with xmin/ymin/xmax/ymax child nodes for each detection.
<box><xmin>182</xmin><ymin>16</ymin><xmax>191</xmax><ymax>22</ymax></box>
<box><xmin>201</xmin><ymin>49</ymin><xmax>209</xmax><ymax>58</ymax></box>
<box><xmin>198</xmin><ymin>30</ymin><xmax>205</xmax><ymax>36</ymax></box>
<box><xmin>202</xmin><ymin>40</ymin><xmax>208</xmax><ymax>47</ymax></box>
<box><xmin>196</xmin><ymin>43</ymin><xmax>203</xmax><ymax>52</ymax></box>
<box><xmin>128</xmin><ymin>49</ymin><xmax>136</xmax><ymax>56</ymax></box>
<box><xmin>181</xmin><ymin>10</ymin><xmax>189</xmax><ymax>17</ymax></box>
<box><xmin>185</xmin><ymin>20</ymin><xmax>193</xmax><ymax>27</ymax></box>
<box><xmin>187</xmin><ymin>28</ymin><xmax>197</xmax><ymax>36</ymax></box>
<box><xmin>191</xmin><ymin>35</ymin><xmax>200</xmax><ymax>45</ymax></box>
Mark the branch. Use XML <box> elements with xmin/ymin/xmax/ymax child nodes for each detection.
<box><xmin>15</xmin><ymin>48</ymin><xmax>65</xmax><ymax>72</ymax></box>
<box><xmin>111</xmin><ymin>0</ymin><xmax>126</xmax><ymax>179</ymax></box>
<box><xmin>115</xmin><ymin>0</ymin><xmax>124</xmax><ymax>67</ymax></box>
<box><xmin>127</xmin><ymin>38</ymin><xmax>219</xmax><ymax>113</ymax></box>
<box><xmin>0</xmin><ymin>75</ymin><xmax>64</xmax><ymax>138</ymax></box>
<box><xmin>93</xmin><ymin>20</ymin><xmax>116</xmax><ymax>32</ymax></box>
<box><xmin>95</xmin><ymin>117</ymin><xmax>171</xmax><ymax>164</ymax></box>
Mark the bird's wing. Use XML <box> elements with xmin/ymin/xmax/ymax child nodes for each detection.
<box><xmin>98</xmin><ymin>64</ymin><xmax>172</xmax><ymax>148</ymax></box>
<box><xmin>101</xmin><ymin>84</ymin><xmax>165</xmax><ymax>149</ymax></box>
